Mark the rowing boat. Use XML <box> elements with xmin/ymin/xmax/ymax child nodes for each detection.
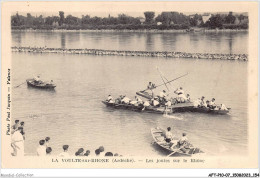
<box><xmin>102</xmin><ymin>100</ymin><xmax>229</xmax><ymax>115</ymax></box>
<box><xmin>26</xmin><ymin>79</ymin><xmax>56</xmax><ymax>89</ymax></box>
<box><xmin>151</xmin><ymin>127</ymin><xmax>203</xmax><ymax>157</ymax></box>
<box><xmin>191</xmin><ymin>107</ymin><xmax>230</xmax><ymax>115</ymax></box>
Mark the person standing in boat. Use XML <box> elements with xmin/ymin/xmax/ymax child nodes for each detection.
<box><xmin>164</xmin><ymin>99</ymin><xmax>172</xmax><ymax>115</ymax></box>
<box><xmin>147</xmin><ymin>82</ymin><xmax>156</xmax><ymax>97</ymax></box>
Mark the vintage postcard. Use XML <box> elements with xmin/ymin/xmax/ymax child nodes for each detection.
<box><xmin>1</xmin><ymin>1</ymin><xmax>259</xmax><ymax>171</ymax></box>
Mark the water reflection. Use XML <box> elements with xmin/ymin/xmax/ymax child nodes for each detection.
<box><xmin>61</xmin><ymin>33</ymin><xmax>66</xmax><ymax>49</ymax></box>
<box><xmin>11</xmin><ymin>31</ymin><xmax>248</xmax><ymax>54</ymax></box>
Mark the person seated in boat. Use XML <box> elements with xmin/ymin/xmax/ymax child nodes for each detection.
<box><xmin>174</xmin><ymin>87</ymin><xmax>187</xmax><ymax>103</ymax></box>
<box><xmin>130</xmin><ymin>99</ymin><xmax>138</xmax><ymax>106</ymax></box>
<box><xmin>143</xmin><ymin>100</ymin><xmax>150</xmax><ymax>107</ymax></box>
<box><xmin>186</xmin><ymin>94</ymin><xmax>190</xmax><ymax>102</ymax></box>
<box><xmin>177</xmin><ymin>133</ymin><xmax>189</xmax><ymax>148</ymax></box>
<box><xmin>165</xmin><ymin>127</ymin><xmax>174</xmax><ymax>143</ymax></box>
<box><xmin>135</xmin><ymin>96</ymin><xmax>143</xmax><ymax>104</ymax></box>
<box><xmin>193</xmin><ymin>98</ymin><xmax>201</xmax><ymax>107</ymax></box>
<box><xmin>206</xmin><ymin>100</ymin><xmax>210</xmax><ymax>108</ymax></box>
<box><xmin>152</xmin><ymin>97</ymin><xmax>160</xmax><ymax>107</ymax></box>
<box><xmin>199</xmin><ymin>96</ymin><xmax>207</xmax><ymax>107</ymax></box>
<box><xmin>33</xmin><ymin>75</ymin><xmax>42</xmax><ymax>84</ymax></box>
<box><xmin>107</xmin><ymin>95</ymin><xmax>114</xmax><ymax>103</ymax></box>
<box><xmin>209</xmin><ymin>98</ymin><xmax>217</xmax><ymax>109</ymax></box>
<box><xmin>115</xmin><ymin>95</ymin><xmax>123</xmax><ymax>104</ymax></box>
<box><xmin>121</xmin><ymin>96</ymin><xmax>130</xmax><ymax>104</ymax></box>
<box><xmin>220</xmin><ymin>104</ymin><xmax>228</xmax><ymax>111</ymax></box>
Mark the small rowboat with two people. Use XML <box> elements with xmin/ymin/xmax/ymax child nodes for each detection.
<box><xmin>26</xmin><ymin>79</ymin><xmax>56</xmax><ymax>89</ymax></box>
<box><xmin>151</xmin><ymin>127</ymin><xmax>204</xmax><ymax>157</ymax></box>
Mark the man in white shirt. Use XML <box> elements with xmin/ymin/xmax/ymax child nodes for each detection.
<box><xmin>209</xmin><ymin>98</ymin><xmax>217</xmax><ymax>109</ymax></box>
<box><xmin>159</xmin><ymin>90</ymin><xmax>167</xmax><ymax>98</ymax></box>
<box><xmin>153</xmin><ymin>98</ymin><xmax>160</xmax><ymax>107</ymax></box>
<box><xmin>33</xmin><ymin>75</ymin><xmax>42</xmax><ymax>84</ymax></box>
<box><xmin>175</xmin><ymin>87</ymin><xmax>187</xmax><ymax>102</ymax></box>
<box><xmin>37</xmin><ymin>140</ymin><xmax>46</xmax><ymax>156</ymax></box>
<box><xmin>11</xmin><ymin>127</ymin><xmax>24</xmax><ymax>156</ymax></box>
<box><xmin>121</xmin><ymin>96</ymin><xmax>130</xmax><ymax>104</ymax></box>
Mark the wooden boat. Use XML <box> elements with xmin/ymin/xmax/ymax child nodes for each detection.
<box><xmin>191</xmin><ymin>107</ymin><xmax>230</xmax><ymax>115</ymax></box>
<box><xmin>26</xmin><ymin>79</ymin><xmax>56</xmax><ymax>89</ymax></box>
<box><xmin>102</xmin><ymin>100</ymin><xmax>194</xmax><ymax>114</ymax></box>
<box><xmin>151</xmin><ymin>127</ymin><xmax>203</xmax><ymax>157</ymax></box>
<box><xmin>102</xmin><ymin>100</ymin><xmax>229</xmax><ymax>115</ymax></box>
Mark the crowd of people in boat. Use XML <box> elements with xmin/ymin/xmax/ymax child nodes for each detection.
<box><xmin>12</xmin><ymin>46</ymin><xmax>248</xmax><ymax>61</ymax></box>
<box><xmin>193</xmin><ymin>96</ymin><xmax>228</xmax><ymax>110</ymax></box>
<box><xmin>106</xmin><ymin>84</ymin><xmax>190</xmax><ymax>109</ymax></box>
<box><xmin>31</xmin><ymin>75</ymin><xmax>54</xmax><ymax>85</ymax></box>
<box><xmin>106</xmin><ymin>86</ymin><xmax>228</xmax><ymax>111</ymax></box>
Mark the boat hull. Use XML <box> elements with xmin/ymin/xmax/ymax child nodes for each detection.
<box><xmin>102</xmin><ymin>101</ymin><xmax>194</xmax><ymax>114</ymax></box>
<box><xmin>102</xmin><ymin>101</ymin><xmax>229</xmax><ymax>115</ymax></box>
<box><xmin>26</xmin><ymin>79</ymin><xmax>56</xmax><ymax>89</ymax></box>
<box><xmin>151</xmin><ymin>127</ymin><xmax>203</xmax><ymax>157</ymax></box>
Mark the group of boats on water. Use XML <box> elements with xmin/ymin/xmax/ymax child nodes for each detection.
<box><xmin>20</xmin><ymin>70</ymin><xmax>230</xmax><ymax>157</ymax></box>
<box><xmin>102</xmin><ymin>72</ymin><xmax>230</xmax><ymax>115</ymax></box>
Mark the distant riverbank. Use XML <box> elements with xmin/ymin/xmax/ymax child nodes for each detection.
<box><xmin>12</xmin><ymin>46</ymin><xmax>248</xmax><ymax>61</ymax></box>
<box><xmin>11</xmin><ymin>28</ymin><xmax>248</xmax><ymax>33</ymax></box>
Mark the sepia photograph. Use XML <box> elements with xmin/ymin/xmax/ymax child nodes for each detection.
<box><xmin>1</xmin><ymin>1</ymin><xmax>259</xmax><ymax>174</ymax></box>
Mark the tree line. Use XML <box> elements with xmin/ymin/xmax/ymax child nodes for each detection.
<box><xmin>11</xmin><ymin>11</ymin><xmax>248</xmax><ymax>30</ymax></box>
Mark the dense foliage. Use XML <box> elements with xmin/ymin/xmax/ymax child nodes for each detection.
<box><xmin>11</xmin><ymin>11</ymin><xmax>248</xmax><ymax>30</ymax></box>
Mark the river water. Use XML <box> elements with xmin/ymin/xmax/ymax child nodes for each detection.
<box><xmin>11</xmin><ymin>31</ymin><xmax>248</xmax><ymax>157</ymax></box>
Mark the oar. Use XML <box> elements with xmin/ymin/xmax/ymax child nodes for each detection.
<box><xmin>167</xmin><ymin>151</ymin><xmax>176</xmax><ymax>157</ymax></box>
<box><xmin>14</xmin><ymin>81</ymin><xmax>26</xmax><ymax>88</ymax></box>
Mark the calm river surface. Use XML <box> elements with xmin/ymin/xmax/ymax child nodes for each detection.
<box><xmin>11</xmin><ymin>31</ymin><xmax>248</xmax><ymax>156</ymax></box>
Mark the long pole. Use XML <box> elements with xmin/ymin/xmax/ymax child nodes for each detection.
<box><xmin>14</xmin><ymin>81</ymin><xmax>26</xmax><ymax>88</ymax></box>
<box><xmin>143</xmin><ymin>73</ymin><xmax>188</xmax><ymax>92</ymax></box>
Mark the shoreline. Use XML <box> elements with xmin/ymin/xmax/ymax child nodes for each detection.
<box><xmin>11</xmin><ymin>28</ymin><xmax>248</xmax><ymax>33</ymax></box>
<box><xmin>11</xmin><ymin>46</ymin><xmax>248</xmax><ymax>61</ymax></box>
